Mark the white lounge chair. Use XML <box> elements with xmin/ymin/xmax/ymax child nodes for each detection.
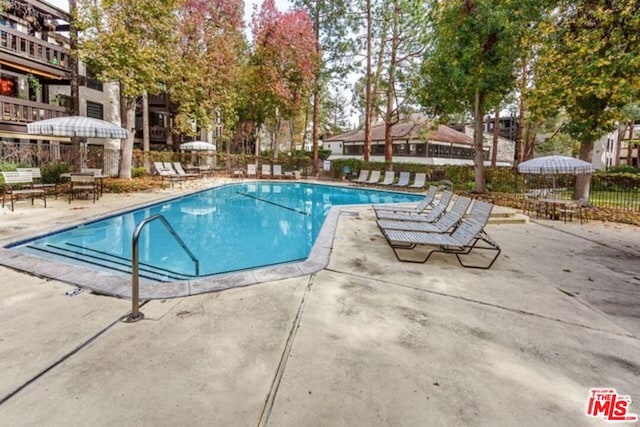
<box><xmin>352</xmin><ymin>169</ymin><xmax>370</xmax><ymax>183</ymax></box>
<box><xmin>173</xmin><ymin>162</ymin><xmax>199</xmax><ymax>179</ymax></box>
<box><xmin>154</xmin><ymin>162</ymin><xmax>183</xmax><ymax>188</ymax></box>
<box><xmin>273</xmin><ymin>164</ymin><xmax>282</xmax><ymax>179</ymax></box>
<box><xmin>377</xmin><ymin>196</ymin><xmax>472</xmax><ymax>233</ymax></box>
<box><xmin>394</xmin><ymin>171</ymin><xmax>410</xmax><ymax>187</ymax></box>
<box><xmin>365</xmin><ymin>170</ymin><xmax>381</xmax><ymax>184</ymax></box>
<box><xmin>410</xmin><ymin>173</ymin><xmax>427</xmax><ymax>188</ymax></box>
<box><xmin>381</xmin><ymin>200</ymin><xmax>500</xmax><ymax>269</ymax></box>
<box><xmin>375</xmin><ymin>190</ymin><xmax>453</xmax><ymax>222</ymax></box>
<box><xmin>374</xmin><ymin>186</ymin><xmax>438</xmax><ymax>215</ymax></box>
<box><xmin>379</xmin><ymin>171</ymin><xmax>396</xmax><ymax>185</ymax></box>
<box><xmin>261</xmin><ymin>164</ymin><xmax>272</xmax><ymax>178</ymax></box>
<box><xmin>247</xmin><ymin>164</ymin><xmax>257</xmax><ymax>178</ymax></box>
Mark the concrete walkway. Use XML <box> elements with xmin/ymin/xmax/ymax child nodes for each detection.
<box><xmin>1</xmin><ymin>180</ymin><xmax>639</xmax><ymax>426</ymax></box>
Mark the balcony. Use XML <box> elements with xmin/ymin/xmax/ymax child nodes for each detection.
<box><xmin>0</xmin><ymin>95</ymin><xmax>66</xmax><ymax>124</ymax></box>
<box><xmin>0</xmin><ymin>26</ymin><xmax>69</xmax><ymax>78</ymax></box>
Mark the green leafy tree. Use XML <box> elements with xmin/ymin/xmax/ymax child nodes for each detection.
<box><xmin>415</xmin><ymin>0</ymin><xmax>542</xmax><ymax>192</ymax></box>
<box><xmin>170</xmin><ymin>0</ymin><xmax>244</xmax><ymax>145</ymax></box>
<box><xmin>531</xmin><ymin>0</ymin><xmax>640</xmax><ymax>198</ymax></box>
<box><xmin>79</xmin><ymin>0</ymin><xmax>178</xmax><ymax>179</ymax></box>
<box><xmin>292</xmin><ymin>0</ymin><xmax>357</xmax><ymax>172</ymax></box>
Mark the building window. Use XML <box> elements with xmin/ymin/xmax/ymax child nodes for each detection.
<box><xmin>85</xmin><ymin>65</ymin><xmax>103</xmax><ymax>91</ymax></box>
<box><xmin>86</xmin><ymin>101</ymin><xmax>103</xmax><ymax>120</ymax></box>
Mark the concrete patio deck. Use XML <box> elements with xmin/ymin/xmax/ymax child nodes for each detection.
<box><xmin>1</xmin><ymin>178</ymin><xmax>639</xmax><ymax>426</ymax></box>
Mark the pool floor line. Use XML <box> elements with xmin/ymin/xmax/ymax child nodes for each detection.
<box><xmin>236</xmin><ymin>191</ymin><xmax>310</xmax><ymax>215</ymax></box>
<box><xmin>0</xmin><ymin>300</ymin><xmax>151</xmax><ymax>406</ymax></box>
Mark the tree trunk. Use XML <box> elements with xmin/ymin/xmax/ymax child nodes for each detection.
<box><xmin>142</xmin><ymin>91</ymin><xmax>150</xmax><ymax>172</ymax></box>
<box><xmin>273</xmin><ymin>109</ymin><xmax>280</xmax><ymax>159</ymax></box>
<box><xmin>491</xmin><ymin>108</ymin><xmax>499</xmax><ymax>167</ymax></box>
<box><xmin>627</xmin><ymin>121</ymin><xmax>633</xmax><ymax>166</ymax></box>
<box><xmin>383</xmin><ymin>0</ymin><xmax>399</xmax><ymax>171</ymax></box>
<box><xmin>615</xmin><ymin>122</ymin><xmax>627</xmax><ymax>168</ymax></box>
<box><xmin>165</xmin><ymin>95</ymin><xmax>173</xmax><ymax>148</ymax></box>
<box><xmin>574</xmin><ymin>139</ymin><xmax>594</xmax><ymax>200</ymax></box>
<box><xmin>118</xmin><ymin>98</ymin><xmax>135</xmax><ymax>179</ymax></box>
<box><xmin>516</xmin><ymin>61</ymin><xmax>527</xmax><ymax>165</ymax></box>
<box><xmin>311</xmin><ymin>4</ymin><xmax>321</xmax><ymax>174</ymax></box>
<box><xmin>69</xmin><ymin>0</ymin><xmax>81</xmax><ymax>172</ymax></box>
<box><xmin>473</xmin><ymin>89</ymin><xmax>487</xmax><ymax>193</ymax></box>
<box><xmin>290</xmin><ymin>118</ymin><xmax>295</xmax><ymax>152</ymax></box>
<box><xmin>363</xmin><ymin>0</ymin><xmax>372</xmax><ymax>163</ymax></box>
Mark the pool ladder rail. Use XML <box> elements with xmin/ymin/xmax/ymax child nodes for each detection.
<box><xmin>128</xmin><ymin>214</ymin><xmax>199</xmax><ymax>322</ymax></box>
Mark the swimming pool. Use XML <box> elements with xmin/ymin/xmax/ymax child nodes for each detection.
<box><xmin>5</xmin><ymin>182</ymin><xmax>421</xmax><ymax>294</ymax></box>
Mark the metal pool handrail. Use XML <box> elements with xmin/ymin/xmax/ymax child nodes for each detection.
<box><xmin>127</xmin><ymin>214</ymin><xmax>200</xmax><ymax>322</ymax></box>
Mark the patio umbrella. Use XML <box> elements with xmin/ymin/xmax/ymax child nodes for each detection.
<box><xmin>179</xmin><ymin>141</ymin><xmax>216</xmax><ymax>151</ymax></box>
<box><xmin>180</xmin><ymin>141</ymin><xmax>216</xmax><ymax>167</ymax></box>
<box><xmin>27</xmin><ymin>116</ymin><xmax>128</xmax><ymax>139</ymax></box>
<box><xmin>518</xmin><ymin>155</ymin><xmax>595</xmax><ymax>195</ymax></box>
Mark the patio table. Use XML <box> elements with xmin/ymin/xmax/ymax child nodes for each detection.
<box><xmin>538</xmin><ymin>198</ymin><xmax>578</xmax><ymax>220</ymax></box>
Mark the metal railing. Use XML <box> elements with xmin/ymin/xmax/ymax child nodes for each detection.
<box><xmin>127</xmin><ymin>214</ymin><xmax>199</xmax><ymax>322</ymax></box>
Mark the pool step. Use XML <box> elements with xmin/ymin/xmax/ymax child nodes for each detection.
<box><xmin>25</xmin><ymin>243</ymin><xmax>193</xmax><ymax>282</ymax></box>
<box><xmin>487</xmin><ymin>206</ymin><xmax>529</xmax><ymax>225</ymax></box>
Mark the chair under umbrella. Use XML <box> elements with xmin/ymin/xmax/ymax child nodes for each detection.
<box><xmin>518</xmin><ymin>155</ymin><xmax>595</xmax><ymax>196</ymax></box>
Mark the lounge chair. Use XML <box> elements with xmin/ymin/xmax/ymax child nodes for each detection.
<box><xmin>154</xmin><ymin>162</ymin><xmax>183</xmax><ymax>188</ymax></box>
<box><xmin>273</xmin><ymin>164</ymin><xmax>282</xmax><ymax>179</ymax></box>
<box><xmin>377</xmin><ymin>196</ymin><xmax>472</xmax><ymax>233</ymax></box>
<box><xmin>395</xmin><ymin>171</ymin><xmax>410</xmax><ymax>187</ymax></box>
<box><xmin>380</xmin><ymin>200</ymin><xmax>500</xmax><ymax>269</ymax></box>
<box><xmin>2</xmin><ymin>171</ymin><xmax>47</xmax><ymax>211</ymax></box>
<box><xmin>379</xmin><ymin>171</ymin><xmax>395</xmax><ymax>185</ymax></box>
<box><xmin>352</xmin><ymin>169</ymin><xmax>370</xmax><ymax>183</ymax></box>
<box><xmin>374</xmin><ymin>186</ymin><xmax>438</xmax><ymax>214</ymax></box>
<box><xmin>173</xmin><ymin>162</ymin><xmax>199</xmax><ymax>179</ymax></box>
<box><xmin>409</xmin><ymin>172</ymin><xmax>427</xmax><ymax>188</ymax></box>
<box><xmin>375</xmin><ymin>190</ymin><xmax>453</xmax><ymax>222</ymax></box>
<box><xmin>247</xmin><ymin>164</ymin><xmax>257</xmax><ymax>178</ymax></box>
<box><xmin>365</xmin><ymin>170</ymin><xmax>381</xmax><ymax>184</ymax></box>
<box><xmin>261</xmin><ymin>164</ymin><xmax>272</xmax><ymax>178</ymax></box>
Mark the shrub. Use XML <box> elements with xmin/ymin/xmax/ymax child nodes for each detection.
<box><xmin>605</xmin><ymin>165</ymin><xmax>640</xmax><ymax>174</ymax></box>
<box><xmin>41</xmin><ymin>162</ymin><xmax>70</xmax><ymax>183</ymax></box>
<box><xmin>0</xmin><ymin>161</ymin><xmax>19</xmax><ymax>172</ymax></box>
<box><xmin>131</xmin><ymin>166</ymin><xmax>148</xmax><ymax>178</ymax></box>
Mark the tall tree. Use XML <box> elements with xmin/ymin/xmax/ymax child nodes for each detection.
<box><xmin>251</xmin><ymin>0</ymin><xmax>318</xmax><ymax>158</ymax></box>
<box><xmin>532</xmin><ymin>0</ymin><xmax>640</xmax><ymax>197</ymax></box>
<box><xmin>415</xmin><ymin>0</ymin><xmax>541</xmax><ymax>192</ymax></box>
<box><xmin>292</xmin><ymin>0</ymin><xmax>356</xmax><ymax>171</ymax></box>
<box><xmin>381</xmin><ymin>0</ymin><xmax>427</xmax><ymax>169</ymax></box>
<box><xmin>78</xmin><ymin>0</ymin><xmax>178</xmax><ymax>179</ymax></box>
<box><xmin>170</xmin><ymin>0</ymin><xmax>244</xmax><ymax>146</ymax></box>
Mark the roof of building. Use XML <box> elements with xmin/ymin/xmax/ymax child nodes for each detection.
<box><xmin>325</xmin><ymin>115</ymin><xmax>473</xmax><ymax>145</ymax></box>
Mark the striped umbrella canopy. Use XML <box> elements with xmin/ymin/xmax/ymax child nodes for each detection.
<box><xmin>518</xmin><ymin>155</ymin><xmax>595</xmax><ymax>175</ymax></box>
<box><xmin>27</xmin><ymin>116</ymin><xmax>128</xmax><ymax>139</ymax></box>
<box><xmin>179</xmin><ymin>141</ymin><xmax>216</xmax><ymax>151</ymax></box>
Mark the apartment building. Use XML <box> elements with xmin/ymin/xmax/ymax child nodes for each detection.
<box><xmin>0</xmin><ymin>0</ymin><xmax>121</xmax><ymax>173</ymax></box>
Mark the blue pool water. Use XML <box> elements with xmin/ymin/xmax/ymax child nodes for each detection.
<box><xmin>11</xmin><ymin>182</ymin><xmax>422</xmax><ymax>281</ymax></box>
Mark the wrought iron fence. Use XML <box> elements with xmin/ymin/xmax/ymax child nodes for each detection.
<box><xmin>0</xmin><ymin>141</ymin><xmax>118</xmax><ymax>175</ymax></box>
